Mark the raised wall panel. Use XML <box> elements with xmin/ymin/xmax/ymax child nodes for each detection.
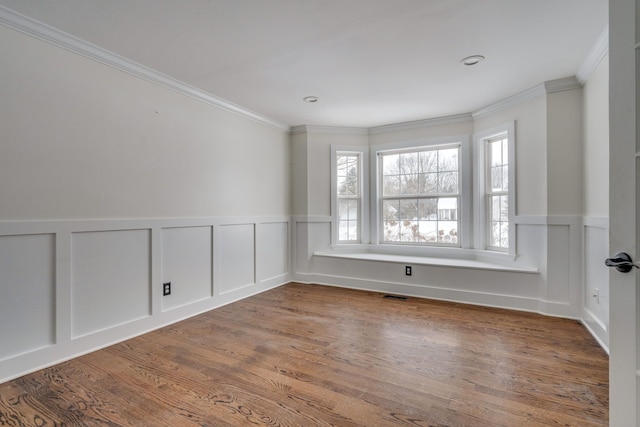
<box><xmin>258</xmin><ymin>222</ymin><xmax>289</xmax><ymax>281</ymax></box>
<box><xmin>71</xmin><ymin>229</ymin><xmax>151</xmax><ymax>338</ymax></box>
<box><xmin>0</xmin><ymin>234</ymin><xmax>55</xmax><ymax>360</ymax></box>
<box><xmin>218</xmin><ymin>224</ymin><xmax>255</xmax><ymax>294</ymax></box>
<box><xmin>584</xmin><ymin>224</ymin><xmax>609</xmax><ymax>347</ymax></box>
<box><xmin>546</xmin><ymin>225</ymin><xmax>571</xmax><ymax>303</ymax></box>
<box><xmin>161</xmin><ymin>226</ymin><xmax>212</xmax><ymax>311</ymax></box>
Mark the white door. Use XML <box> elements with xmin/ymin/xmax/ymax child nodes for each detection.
<box><xmin>609</xmin><ymin>0</ymin><xmax>640</xmax><ymax>425</ymax></box>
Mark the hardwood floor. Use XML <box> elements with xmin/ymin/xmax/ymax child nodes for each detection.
<box><xmin>0</xmin><ymin>283</ymin><xmax>608</xmax><ymax>426</ymax></box>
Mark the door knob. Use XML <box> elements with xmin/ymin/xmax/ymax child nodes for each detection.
<box><xmin>605</xmin><ymin>252</ymin><xmax>638</xmax><ymax>273</ymax></box>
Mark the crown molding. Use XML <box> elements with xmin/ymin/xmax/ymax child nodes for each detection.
<box><xmin>472</xmin><ymin>76</ymin><xmax>582</xmax><ymax>120</ymax></box>
<box><xmin>0</xmin><ymin>6</ymin><xmax>290</xmax><ymax>133</ymax></box>
<box><xmin>472</xmin><ymin>84</ymin><xmax>546</xmax><ymax>120</ymax></box>
<box><xmin>368</xmin><ymin>113</ymin><xmax>473</xmax><ymax>135</ymax></box>
<box><xmin>576</xmin><ymin>26</ymin><xmax>609</xmax><ymax>84</ymax></box>
<box><xmin>544</xmin><ymin>76</ymin><xmax>582</xmax><ymax>93</ymax></box>
<box><xmin>290</xmin><ymin>125</ymin><xmax>368</xmax><ymax>135</ymax></box>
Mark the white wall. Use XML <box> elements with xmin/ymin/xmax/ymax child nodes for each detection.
<box><xmin>581</xmin><ymin>54</ymin><xmax>610</xmax><ymax>349</ymax></box>
<box><xmin>473</xmin><ymin>95</ymin><xmax>548</xmax><ymax>216</ymax></box>
<box><xmin>0</xmin><ymin>25</ymin><xmax>290</xmax><ymax>220</ymax></box>
<box><xmin>0</xmin><ymin>25</ymin><xmax>291</xmax><ymax>382</ymax></box>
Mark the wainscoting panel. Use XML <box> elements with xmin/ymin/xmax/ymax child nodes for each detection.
<box><xmin>161</xmin><ymin>226</ymin><xmax>213</xmax><ymax>312</ymax></box>
<box><xmin>71</xmin><ymin>229</ymin><xmax>151</xmax><ymax>338</ymax></box>
<box><xmin>257</xmin><ymin>222</ymin><xmax>289</xmax><ymax>282</ymax></box>
<box><xmin>0</xmin><ymin>234</ymin><xmax>55</xmax><ymax>361</ymax></box>
<box><xmin>0</xmin><ymin>216</ymin><xmax>291</xmax><ymax>384</ymax></box>
<box><xmin>217</xmin><ymin>223</ymin><xmax>256</xmax><ymax>294</ymax></box>
<box><xmin>583</xmin><ymin>218</ymin><xmax>609</xmax><ymax>350</ymax></box>
<box><xmin>546</xmin><ymin>224</ymin><xmax>571</xmax><ymax>304</ymax></box>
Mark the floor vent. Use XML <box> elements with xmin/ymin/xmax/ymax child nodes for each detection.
<box><xmin>383</xmin><ymin>294</ymin><xmax>408</xmax><ymax>301</ymax></box>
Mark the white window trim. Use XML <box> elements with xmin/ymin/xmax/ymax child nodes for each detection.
<box><xmin>369</xmin><ymin>135</ymin><xmax>473</xmax><ymax>253</ymax></box>
<box><xmin>473</xmin><ymin>121</ymin><xmax>516</xmax><ymax>257</ymax></box>
<box><xmin>331</xmin><ymin>145</ymin><xmax>369</xmax><ymax>246</ymax></box>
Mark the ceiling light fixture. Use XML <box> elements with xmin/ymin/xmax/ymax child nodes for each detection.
<box><xmin>460</xmin><ymin>55</ymin><xmax>485</xmax><ymax>66</ymax></box>
<box><xmin>303</xmin><ymin>96</ymin><xmax>319</xmax><ymax>103</ymax></box>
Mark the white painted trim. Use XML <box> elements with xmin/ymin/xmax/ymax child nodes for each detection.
<box><xmin>577</xmin><ymin>26</ymin><xmax>609</xmax><ymax>84</ymax></box>
<box><xmin>514</xmin><ymin>215</ymin><xmax>582</xmax><ymax>226</ymax></box>
<box><xmin>331</xmin><ymin>146</ymin><xmax>370</xmax><ymax>245</ymax></box>
<box><xmin>292</xmin><ymin>215</ymin><xmax>332</xmax><ymax>223</ymax></box>
<box><xmin>0</xmin><ymin>5</ymin><xmax>289</xmax><ymax>133</ymax></box>
<box><xmin>313</xmin><ymin>250</ymin><xmax>538</xmax><ymax>273</ymax></box>
<box><xmin>0</xmin><ymin>215</ymin><xmax>290</xmax><ymax>235</ymax></box>
<box><xmin>294</xmin><ymin>273</ymin><xmax>542</xmax><ymax>313</ymax></box>
<box><xmin>583</xmin><ymin>216</ymin><xmax>609</xmax><ymax>229</ymax></box>
<box><xmin>473</xmin><ymin>85</ymin><xmax>546</xmax><ymax>119</ymax></box>
<box><xmin>472</xmin><ymin>77</ymin><xmax>581</xmax><ymax>120</ymax></box>
<box><xmin>368</xmin><ymin>113</ymin><xmax>473</xmax><ymax>135</ymax></box>
<box><xmin>291</xmin><ymin>125</ymin><xmax>368</xmax><ymax>135</ymax></box>
<box><xmin>582</xmin><ymin>312</ymin><xmax>610</xmax><ymax>354</ymax></box>
<box><xmin>544</xmin><ymin>77</ymin><xmax>582</xmax><ymax>93</ymax></box>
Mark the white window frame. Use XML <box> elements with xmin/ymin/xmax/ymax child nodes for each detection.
<box><xmin>370</xmin><ymin>136</ymin><xmax>472</xmax><ymax>253</ymax></box>
<box><xmin>331</xmin><ymin>145</ymin><xmax>369</xmax><ymax>246</ymax></box>
<box><xmin>473</xmin><ymin>122</ymin><xmax>516</xmax><ymax>256</ymax></box>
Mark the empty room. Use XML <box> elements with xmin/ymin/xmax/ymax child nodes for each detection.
<box><xmin>0</xmin><ymin>0</ymin><xmax>636</xmax><ymax>425</ymax></box>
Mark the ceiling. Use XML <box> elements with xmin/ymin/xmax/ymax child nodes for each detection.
<box><xmin>0</xmin><ymin>0</ymin><xmax>608</xmax><ymax>128</ymax></box>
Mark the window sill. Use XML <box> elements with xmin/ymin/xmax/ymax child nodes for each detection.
<box><xmin>314</xmin><ymin>249</ymin><xmax>538</xmax><ymax>274</ymax></box>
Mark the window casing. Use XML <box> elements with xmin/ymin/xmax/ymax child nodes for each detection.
<box><xmin>331</xmin><ymin>147</ymin><xmax>368</xmax><ymax>245</ymax></box>
<box><xmin>474</xmin><ymin>122</ymin><xmax>516</xmax><ymax>255</ymax></box>
<box><xmin>378</xmin><ymin>145</ymin><xmax>461</xmax><ymax>246</ymax></box>
<box><xmin>371</xmin><ymin>136</ymin><xmax>472</xmax><ymax>251</ymax></box>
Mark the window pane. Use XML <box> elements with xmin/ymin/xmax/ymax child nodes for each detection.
<box><xmin>491</xmin><ymin>166</ymin><xmax>503</xmax><ymax>192</ymax></box>
<box><xmin>379</xmin><ymin>145</ymin><xmax>461</xmax><ymax>246</ymax></box>
<box><xmin>499</xmin><ymin>222</ymin><xmax>509</xmax><ymax>248</ymax></box>
<box><xmin>383</xmin><ymin>221</ymin><xmax>400</xmax><ymax>241</ymax></box>
<box><xmin>400</xmin><ymin>173</ymin><xmax>419</xmax><ymax>195</ymax></box>
<box><xmin>438</xmin><ymin>198</ymin><xmax>458</xmax><ymax>220</ymax></box>
<box><xmin>383</xmin><ymin>153</ymin><xmax>400</xmax><ymax>175</ymax></box>
<box><xmin>438</xmin><ymin>148</ymin><xmax>458</xmax><ymax>171</ymax></box>
<box><xmin>490</xmin><ymin>140</ymin><xmax>503</xmax><ymax>166</ymax></box>
<box><xmin>502</xmin><ymin>138</ymin><xmax>509</xmax><ymax>164</ymax></box>
<box><xmin>502</xmin><ymin>165</ymin><xmax>509</xmax><ymax>191</ymax></box>
<box><xmin>400</xmin><ymin>220</ymin><xmax>417</xmax><ymax>242</ymax></box>
<box><xmin>490</xmin><ymin>221</ymin><xmax>501</xmax><ymax>248</ymax></box>
<box><xmin>484</xmin><ymin>133</ymin><xmax>510</xmax><ymax>250</ymax></box>
<box><xmin>382</xmin><ymin>199</ymin><xmax>400</xmax><ymax>221</ymax></box>
<box><xmin>420</xmin><ymin>150</ymin><xmax>438</xmax><ymax>173</ymax></box>
<box><xmin>500</xmin><ymin>195</ymin><xmax>509</xmax><ymax>221</ymax></box>
<box><xmin>418</xmin><ymin>221</ymin><xmax>437</xmax><ymax>243</ymax></box>
<box><xmin>399</xmin><ymin>199</ymin><xmax>418</xmax><ymax>220</ymax></box>
<box><xmin>438</xmin><ymin>171</ymin><xmax>458</xmax><ymax>193</ymax></box>
<box><xmin>420</xmin><ymin>172</ymin><xmax>438</xmax><ymax>194</ymax></box>
<box><xmin>438</xmin><ymin>221</ymin><xmax>458</xmax><ymax>244</ymax></box>
<box><xmin>348</xmin><ymin>221</ymin><xmax>358</xmax><ymax>241</ymax></box>
<box><xmin>337</xmin><ymin>154</ymin><xmax>359</xmax><ymax>196</ymax></box>
<box><xmin>418</xmin><ymin>198</ymin><xmax>437</xmax><ymax>220</ymax></box>
<box><xmin>491</xmin><ymin>195</ymin><xmax>501</xmax><ymax>221</ymax></box>
<box><xmin>400</xmin><ymin>152</ymin><xmax>419</xmax><ymax>174</ymax></box>
<box><xmin>383</xmin><ymin>175</ymin><xmax>400</xmax><ymax>196</ymax></box>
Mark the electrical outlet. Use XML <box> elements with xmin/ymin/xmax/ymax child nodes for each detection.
<box><xmin>592</xmin><ymin>288</ymin><xmax>600</xmax><ymax>304</ymax></box>
<box><xmin>405</xmin><ymin>266</ymin><xmax>412</xmax><ymax>276</ymax></box>
<box><xmin>163</xmin><ymin>282</ymin><xmax>171</xmax><ymax>296</ymax></box>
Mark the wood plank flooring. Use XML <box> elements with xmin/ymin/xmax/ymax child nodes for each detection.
<box><xmin>0</xmin><ymin>283</ymin><xmax>608</xmax><ymax>426</ymax></box>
